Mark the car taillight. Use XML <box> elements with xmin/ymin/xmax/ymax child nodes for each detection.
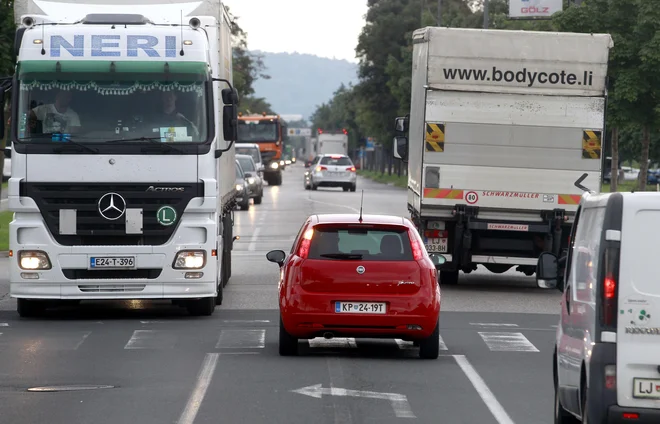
<box><xmin>346</xmin><ymin>167</ymin><xmax>356</xmax><ymax>172</ymax></box>
<box><xmin>316</xmin><ymin>166</ymin><xmax>327</xmax><ymax>172</ymax></box>
<box><xmin>297</xmin><ymin>228</ymin><xmax>314</xmax><ymax>259</ymax></box>
<box><xmin>601</xmin><ymin>247</ymin><xmax>620</xmax><ymax>328</ymax></box>
<box><xmin>605</xmin><ymin>365</ymin><xmax>616</xmax><ymax>389</ymax></box>
<box><xmin>408</xmin><ymin>229</ymin><xmax>423</xmax><ymax>261</ymax></box>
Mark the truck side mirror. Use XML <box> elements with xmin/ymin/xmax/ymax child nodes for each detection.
<box><xmin>394</xmin><ymin>116</ymin><xmax>408</xmax><ymax>134</ymax></box>
<box><xmin>393</xmin><ymin>136</ymin><xmax>408</xmax><ymax>162</ymax></box>
<box><xmin>223</xmin><ymin>104</ymin><xmax>238</xmax><ymax>142</ymax></box>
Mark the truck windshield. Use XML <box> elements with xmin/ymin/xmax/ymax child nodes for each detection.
<box><xmin>14</xmin><ymin>60</ymin><xmax>210</xmax><ymax>144</ymax></box>
<box><xmin>238</xmin><ymin>120</ymin><xmax>279</xmax><ymax>142</ymax></box>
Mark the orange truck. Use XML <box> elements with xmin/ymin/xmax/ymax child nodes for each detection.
<box><xmin>237</xmin><ymin>112</ymin><xmax>285</xmax><ymax>186</ymax></box>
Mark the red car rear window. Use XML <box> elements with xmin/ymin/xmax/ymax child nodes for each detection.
<box><xmin>307</xmin><ymin>226</ymin><xmax>413</xmax><ymax>261</ymax></box>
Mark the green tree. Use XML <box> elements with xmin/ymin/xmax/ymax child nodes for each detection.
<box><xmin>310</xmin><ymin>84</ymin><xmax>361</xmax><ymax>150</ymax></box>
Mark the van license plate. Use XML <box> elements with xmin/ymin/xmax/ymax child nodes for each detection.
<box><xmin>89</xmin><ymin>257</ymin><xmax>136</xmax><ymax>269</ymax></box>
<box><xmin>633</xmin><ymin>378</ymin><xmax>660</xmax><ymax>399</ymax></box>
<box><xmin>335</xmin><ymin>302</ymin><xmax>386</xmax><ymax>314</ymax></box>
<box><xmin>425</xmin><ymin>238</ymin><xmax>448</xmax><ymax>253</ymax></box>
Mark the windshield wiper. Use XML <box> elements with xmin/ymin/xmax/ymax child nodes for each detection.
<box><xmin>18</xmin><ymin>134</ymin><xmax>99</xmax><ymax>154</ymax></box>
<box><xmin>106</xmin><ymin>137</ymin><xmax>185</xmax><ymax>154</ymax></box>
<box><xmin>320</xmin><ymin>253</ymin><xmax>363</xmax><ymax>260</ymax></box>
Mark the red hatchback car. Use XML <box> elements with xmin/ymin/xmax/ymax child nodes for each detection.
<box><xmin>266</xmin><ymin>213</ymin><xmax>445</xmax><ymax>359</ymax></box>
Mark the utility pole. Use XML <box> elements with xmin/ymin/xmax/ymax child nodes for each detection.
<box><xmin>483</xmin><ymin>0</ymin><xmax>489</xmax><ymax>29</ymax></box>
<box><xmin>437</xmin><ymin>0</ymin><xmax>442</xmax><ymax>26</ymax></box>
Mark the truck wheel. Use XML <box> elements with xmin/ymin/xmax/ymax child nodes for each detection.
<box><xmin>311</xmin><ymin>184</ymin><xmax>318</xmax><ymax>191</ymax></box>
<box><xmin>440</xmin><ymin>270</ymin><xmax>459</xmax><ymax>285</ymax></box>
<box><xmin>17</xmin><ymin>299</ymin><xmax>46</xmax><ymax>318</ymax></box>
<box><xmin>273</xmin><ymin>173</ymin><xmax>282</xmax><ymax>186</ymax></box>
<box><xmin>187</xmin><ymin>297</ymin><xmax>215</xmax><ymax>316</ymax></box>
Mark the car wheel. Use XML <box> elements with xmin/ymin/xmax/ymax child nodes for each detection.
<box><xmin>350</xmin><ymin>184</ymin><xmax>356</xmax><ymax>192</ymax></box>
<box><xmin>279</xmin><ymin>316</ymin><xmax>299</xmax><ymax>356</ymax></box>
<box><xmin>17</xmin><ymin>299</ymin><xmax>46</xmax><ymax>318</ymax></box>
<box><xmin>311</xmin><ymin>184</ymin><xmax>318</xmax><ymax>191</ymax></box>
<box><xmin>555</xmin><ymin>384</ymin><xmax>580</xmax><ymax>424</ymax></box>
<box><xmin>254</xmin><ymin>195</ymin><xmax>262</xmax><ymax>205</ymax></box>
<box><xmin>186</xmin><ymin>297</ymin><xmax>216</xmax><ymax>316</ymax></box>
<box><xmin>440</xmin><ymin>270</ymin><xmax>459</xmax><ymax>285</ymax></box>
<box><xmin>418</xmin><ymin>319</ymin><xmax>440</xmax><ymax>359</ymax></box>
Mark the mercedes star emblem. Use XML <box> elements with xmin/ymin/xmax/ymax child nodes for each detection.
<box><xmin>356</xmin><ymin>265</ymin><xmax>365</xmax><ymax>274</ymax></box>
<box><xmin>97</xmin><ymin>192</ymin><xmax>126</xmax><ymax>221</ymax></box>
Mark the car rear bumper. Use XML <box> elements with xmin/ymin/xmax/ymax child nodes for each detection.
<box><xmin>282</xmin><ymin>310</ymin><xmax>439</xmax><ymax>340</ymax></box>
<box><xmin>607</xmin><ymin>406</ymin><xmax>660</xmax><ymax>423</ymax></box>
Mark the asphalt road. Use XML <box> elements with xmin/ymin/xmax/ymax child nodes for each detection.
<box><xmin>0</xmin><ymin>164</ymin><xmax>562</xmax><ymax>424</ymax></box>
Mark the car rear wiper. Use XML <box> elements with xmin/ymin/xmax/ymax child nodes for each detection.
<box><xmin>106</xmin><ymin>137</ymin><xmax>185</xmax><ymax>154</ymax></box>
<box><xmin>18</xmin><ymin>134</ymin><xmax>99</xmax><ymax>154</ymax></box>
<box><xmin>319</xmin><ymin>253</ymin><xmax>363</xmax><ymax>260</ymax></box>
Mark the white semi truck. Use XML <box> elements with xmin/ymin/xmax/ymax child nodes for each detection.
<box><xmin>394</xmin><ymin>27</ymin><xmax>613</xmax><ymax>285</ymax></box>
<box><xmin>1</xmin><ymin>0</ymin><xmax>239</xmax><ymax>316</ymax></box>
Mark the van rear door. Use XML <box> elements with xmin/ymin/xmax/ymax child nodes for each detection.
<box><xmin>617</xmin><ymin>195</ymin><xmax>660</xmax><ymax>408</ymax></box>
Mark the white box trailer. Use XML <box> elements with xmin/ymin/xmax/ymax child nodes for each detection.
<box><xmin>394</xmin><ymin>27</ymin><xmax>613</xmax><ymax>284</ymax></box>
<box><xmin>318</xmin><ymin>132</ymin><xmax>348</xmax><ymax>156</ymax></box>
<box><xmin>2</xmin><ymin>0</ymin><xmax>239</xmax><ymax>316</ymax></box>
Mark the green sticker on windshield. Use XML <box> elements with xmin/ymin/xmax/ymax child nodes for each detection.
<box><xmin>156</xmin><ymin>206</ymin><xmax>177</xmax><ymax>226</ymax></box>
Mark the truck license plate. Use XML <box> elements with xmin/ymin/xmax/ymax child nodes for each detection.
<box><xmin>425</xmin><ymin>238</ymin><xmax>447</xmax><ymax>253</ymax></box>
<box><xmin>89</xmin><ymin>257</ymin><xmax>136</xmax><ymax>269</ymax></box>
<box><xmin>335</xmin><ymin>302</ymin><xmax>386</xmax><ymax>314</ymax></box>
<box><xmin>633</xmin><ymin>378</ymin><xmax>660</xmax><ymax>399</ymax></box>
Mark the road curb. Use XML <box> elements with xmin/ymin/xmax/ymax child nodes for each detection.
<box><xmin>0</xmin><ymin>251</ymin><xmax>8</xmax><ymax>257</ymax></box>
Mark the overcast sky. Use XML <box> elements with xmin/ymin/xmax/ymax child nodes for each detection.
<box><xmin>224</xmin><ymin>0</ymin><xmax>368</xmax><ymax>63</ymax></box>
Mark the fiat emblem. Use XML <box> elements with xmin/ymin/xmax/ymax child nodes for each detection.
<box><xmin>356</xmin><ymin>266</ymin><xmax>365</xmax><ymax>274</ymax></box>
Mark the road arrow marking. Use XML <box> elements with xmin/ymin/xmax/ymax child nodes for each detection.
<box><xmin>291</xmin><ymin>384</ymin><xmax>415</xmax><ymax>418</ymax></box>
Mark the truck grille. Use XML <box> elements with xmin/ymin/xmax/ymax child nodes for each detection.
<box><xmin>261</xmin><ymin>151</ymin><xmax>277</xmax><ymax>162</ymax></box>
<box><xmin>20</xmin><ymin>182</ymin><xmax>203</xmax><ymax>246</ymax></box>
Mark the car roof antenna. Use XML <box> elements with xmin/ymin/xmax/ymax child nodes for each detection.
<box><xmin>359</xmin><ymin>190</ymin><xmax>364</xmax><ymax>223</ymax></box>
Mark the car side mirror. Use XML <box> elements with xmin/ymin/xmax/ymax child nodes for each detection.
<box><xmin>393</xmin><ymin>136</ymin><xmax>408</xmax><ymax>162</ymax></box>
<box><xmin>536</xmin><ymin>252</ymin><xmax>559</xmax><ymax>289</ymax></box>
<box><xmin>266</xmin><ymin>249</ymin><xmax>286</xmax><ymax>266</ymax></box>
<box><xmin>429</xmin><ymin>253</ymin><xmax>446</xmax><ymax>267</ymax></box>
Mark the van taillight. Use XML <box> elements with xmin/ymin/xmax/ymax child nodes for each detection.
<box><xmin>408</xmin><ymin>229</ymin><xmax>423</xmax><ymax>261</ymax></box>
<box><xmin>601</xmin><ymin>247</ymin><xmax>620</xmax><ymax>328</ymax></box>
<box><xmin>297</xmin><ymin>229</ymin><xmax>314</xmax><ymax>259</ymax></box>
<box><xmin>605</xmin><ymin>365</ymin><xmax>616</xmax><ymax>389</ymax></box>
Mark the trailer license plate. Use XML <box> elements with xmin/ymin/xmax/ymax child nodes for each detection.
<box><xmin>89</xmin><ymin>257</ymin><xmax>136</xmax><ymax>269</ymax></box>
<box><xmin>425</xmin><ymin>238</ymin><xmax>447</xmax><ymax>253</ymax></box>
<box><xmin>633</xmin><ymin>378</ymin><xmax>660</xmax><ymax>399</ymax></box>
<box><xmin>335</xmin><ymin>302</ymin><xmax>386</xmax><ymax>314</ymax></box>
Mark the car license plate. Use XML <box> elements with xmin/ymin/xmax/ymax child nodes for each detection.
<box><xmin>425</xmin><ymin>237</ymin><xmax>448</xmax><ymax>253</ymax></box>
<box><xmin>633</xmin><ymin>378</ymin><xmax>660</xmax><ymax>399</ymax></box>
<box><xmin>89</xmin><ymin>256</ymin><xmax>136</xmax><ymax>269</ymax></box>
<box><xmin>335</xmin><ymin>302</ymin><xmax>386</xmax><ymax>314</ymax></box>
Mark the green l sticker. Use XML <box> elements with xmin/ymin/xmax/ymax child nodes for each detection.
<box><xmin>156</xmin><ymin>206</ymin><xmax>177</xmax><ymax>226</ymax></box>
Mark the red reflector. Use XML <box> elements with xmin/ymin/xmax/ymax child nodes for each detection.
<box><xmin>606</xmin><ymin>375</ymin><xmax>616</xmax><ymax>389</ymax></box>
<box><xmin>424</xmin><ymin>230</ymin><xmax>447</xmax><ymax>238</ymax></box>
<box><xmin>622</xmin><ymin>412</ymin><xmax>639</xmax><ymax>419</ymax></box>
<box><xmin>604</xmin><ymin>277</ymin><xmax>616</xmax><ymax>299</ymax></box>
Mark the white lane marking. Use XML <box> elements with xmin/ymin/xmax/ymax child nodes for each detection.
<box><xmin>124</xmin><ymin>330</ymin><xmax>177</xmax><ymax>349</ymax></box>
<box><xmin>327</xmin><ymin>357</ymin><xmax>354</xmax><ymax>424</ymax></box>
<box><xmin>478</xmin><ymin>332</ymin><xmax>539</xmax><ymax>352</ymax></box>
<box><xmin>215</xmin><ymin>329</ymin><xmax>265</xmax><ymax>349</ymax></box>
<box><xmin>395</xmin><ymin>336</ymin><xmax>448</xmax><ymax>351</ymax></box>
<box><xmin>0</xmin><ymin>323</ymin><xmax>8</xmax><ymax>327</ymax></box>
<box><xmin>291</xmin><ymin>384</ymin><xmax>416</xmax><ymax>419</ymax></box>
<box><xmin>551</xmin><ymin>325</ymin><xmax>558</xmax><ymax>328</ymax></box>
<box><xmin>177</xmin><ymin>353</ymin><xmax>219</xmax><ymax>424</ymax></box>
<box><xmin>218</xmin><ymin>352</ymin><xmax>261</xmax><ymax>355</ymax></box>
<box><xmin>248</xmin><ymin>227</ymin><xmax>261</xmax><ymax>252</ymax></box>
<box><xmin>140</xmin><ymin>321</ymin><xmax>168</xmax><ymax>324</ymax></box>
<box><xmin>470</xmin><ymin>323</ymin><xmax>519</xmax><ymax>327</ymax></box>
<box><xmin>220</xmin><ymin>320</ymin><xmax>270</xmax><ymax>324</ymax></box>
<box><xmin>308</xmin><ymin>338</ymin><xmax>357</xmax><ymax>349</ymax></box>
<box><xmin>71</xmin><ymin>332</ymin><xmax>91</xmax><ymax>350</ymax></box>
<box><xmin>29</xmin><ymin>331</ymin><xmax>92</xmax><ymax>350</ymax></box>
<box><xmin>453</xmin><ymin>355</ymin><xmax>515</xmax><ymax>424</ymax></box>
<box><xmin>308</xmin><ymin>198</ymin><xmax>359</xmax><ymax>213</ymax></box>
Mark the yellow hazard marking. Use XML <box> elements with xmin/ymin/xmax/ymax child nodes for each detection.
<box><xmin>425</xmin><ymin>123</ymin><xmax>445</xmax><ymax>152</ymax></box>
<box><xmin>582</xmin><ymin>130</ymin><xmax>602</xmax><ymax>159</ymax></box>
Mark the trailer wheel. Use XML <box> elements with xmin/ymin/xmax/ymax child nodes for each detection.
<box><xmin>439</xmin><ymin>270</ymin><xmax>459</xmax><ymax>285</ymax></box>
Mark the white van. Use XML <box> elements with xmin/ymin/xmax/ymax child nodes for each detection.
<box><xmin>236</xmin><ymin>143</ymin><xmax>264</xmax><ymax>173</ymax></box>
<box><xmin>536</xmin><ymin>188</ymin><xmax>660</xmax><ymax>423</ymax></box>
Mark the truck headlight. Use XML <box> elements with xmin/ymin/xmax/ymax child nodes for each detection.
<box><xmin>173</xmin><ymin>250</ymin><xmax>206</xmax><ymax>269</ymax></box>
<box><xmin>18</xmin><ymin>251</ymin><xmax>52</xmax><ymax>270</ymax></box>
<box><xmin>270</xmin><ymin>162</ymin><xmax>279</xmax><ymax>169</ymax></box>
<box><xmin>236</xmin><ymin>184</ymin><xmax>244</xmax><ymax>191</ymax></box>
